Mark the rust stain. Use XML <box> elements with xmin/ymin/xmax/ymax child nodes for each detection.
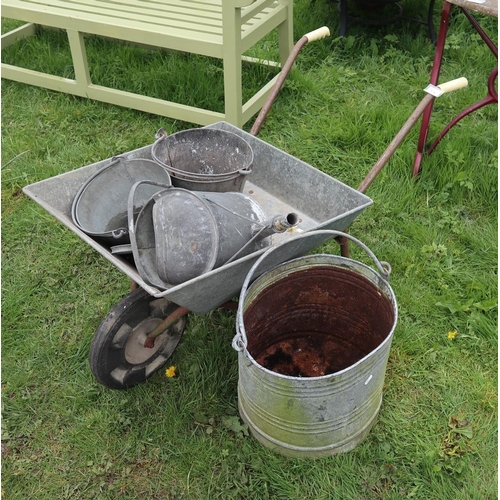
<box><xmin>244</xmin><ymin>266</ymin><xmax>394</xmax><ymax>377</ymax></box>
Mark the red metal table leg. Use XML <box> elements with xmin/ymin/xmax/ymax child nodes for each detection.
<box><xmin>462</xmin><ymin>7</ymin><xmax>498</xmax><ymax>56</ymax></box>
<box><xmin>412</xmin><ymin>1</ymin><xmax>452</xmax><ymax>176</ymax></box>
<box><xmin>428</xmin><ymin>8</ymin><xmax>498</xmax><ymax>156</ymax></box>
<box><xmin>428</xmin><ymin>67</ymin><xmax>498</xmax><ymax>156</ymax></box>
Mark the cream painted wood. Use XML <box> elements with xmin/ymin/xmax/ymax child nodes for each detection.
<box><xmin>1</xmin><ymin>0</ymin><xmax>293</xmax><ymax>126</ymax></box>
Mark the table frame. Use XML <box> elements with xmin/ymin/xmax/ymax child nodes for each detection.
<box><xmin>413</xmin><ymin>0</ymin><xmax>498</xmax><ymax>175</ymax></box>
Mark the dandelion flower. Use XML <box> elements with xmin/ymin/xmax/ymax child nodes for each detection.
<box><xmin>447</xmin><ymin>330</ymin><xmax>458</xmax><ymax>340</ymax></box>
<box><xmin>165</xmin><ymin>365</ymin><xmax>177</xmax><ymax>378</ymax></box>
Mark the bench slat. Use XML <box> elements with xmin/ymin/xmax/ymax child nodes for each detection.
<box><xmin>3</xmin><ymin>0</ymin><xmax>283</xmax><ymax>54</ymax></box>
<box><xmin>7</xmin><ymin>0</ymin><xmax>223</xmax><ymax>35</ymax></box>
<box><xmin>64</xmin><ymin>0</ymin><xmax>223</xmax><ymax>23</ymax></box>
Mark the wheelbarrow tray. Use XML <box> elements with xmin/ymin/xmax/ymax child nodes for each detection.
<box><xmin>23</xmin><ymin>121</ymin><xmax>372</xmax><ymax>315</ymax></box>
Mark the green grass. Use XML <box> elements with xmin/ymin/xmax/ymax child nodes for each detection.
<box><xmin>2</xmin><ymin>1</ymin><xmax>497</xmax><ymax>498</ymax></box>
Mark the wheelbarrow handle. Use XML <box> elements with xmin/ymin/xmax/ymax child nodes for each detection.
<box><xmin>304</xmin><ymin>26</ymin><xmax>331</xmax><ymax>43</ymax></box>
<box><xmin>249</xmin><ymin>26</ymin><xmax>331</xmax><ymax>136</ymax></box>
<box><xmin>357</xmin><ymin>77</ymin><xmax>468</xmax><ymax>194</ymax></box>
<box><xmin>437</xmin><ymin>77</ymin><xmax>468</xmax><ymax>94</ymax></box>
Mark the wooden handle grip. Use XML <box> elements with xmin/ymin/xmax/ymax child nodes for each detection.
<box><xmin>304</xmin><ymin>27</ymin><xmax>331</xmax><ymax>43</ymax></box>
<box><xmin>438</xmin><ymin>77</ymin><xmax>468</xmax><ymax>94</ymax></box>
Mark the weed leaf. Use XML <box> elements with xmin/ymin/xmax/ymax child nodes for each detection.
<box><xmin>222</xmin><ymin>416</ymin><xmax>249</xmax><ymax>438</ymax></box>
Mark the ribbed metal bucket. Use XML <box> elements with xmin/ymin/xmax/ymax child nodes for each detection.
<box><xmin>233</xmin><ymin>231</ymin><xmax>397</xmax><ymax>458</ymax></box>
<box><xmin>151</xmin><ymin>128</ymin><xmax>253</xmax><ymax>192</ymax></box>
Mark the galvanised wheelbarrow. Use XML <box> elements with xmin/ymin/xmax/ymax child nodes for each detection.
<box><xmin>23</xmin><ymin>26</ymin><xmax>368</xmax><ymax>390</ymax></box>
<box><xmin>23</xmin><ymin>119</ymin><xmax>372</xmax><ymax>389</ymax></box>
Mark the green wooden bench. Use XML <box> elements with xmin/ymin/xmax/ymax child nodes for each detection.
<box><xmin>1</xmin><ymin>0</ymin><xmax>293</xmax><ymax>126</ymax></box>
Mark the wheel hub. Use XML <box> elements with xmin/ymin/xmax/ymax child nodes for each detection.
<box><xmin>124</xmin><ymin>318</ymin><xmax>167</xmax><ymax>364</ymax></box>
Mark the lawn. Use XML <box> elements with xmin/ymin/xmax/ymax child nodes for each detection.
<box><xmin>1</xmin><ymin>1</ymin><xmax>498</xmax><ymax>498</ymax></box>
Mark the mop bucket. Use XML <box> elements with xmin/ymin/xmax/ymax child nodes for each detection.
<box><xmin>233</xmin><ymin>230</ymin><xmax>398</xmax><ymax>458</ymax></box>
<box><xmin>151</xmin><ymin>188</ymin><xmax>268</xmax><ymax>285</ymax></box>
<box><xmin>151</xmin><ymin>128</ymin><xmax>253</xmax><ymax>192</ymax></box>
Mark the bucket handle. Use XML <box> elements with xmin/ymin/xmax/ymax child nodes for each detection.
<box><xmin>155</xmin><ymin>128</ymin><xmax>168</xmax><ymax>140</ymax></box>
<box><xmin>232</xmin><ymin>229</ymin><xmax>392</xmax><ymax>352</ymax></box>
<box><xmin>237</xmin><ymin>166</ymin><xmax>252</xmax><ymax>176</ymax></box>
<box><xmin>127</xmin><ymin>180</ymin><xmax>172</xmax><ymax>246</ymax></box>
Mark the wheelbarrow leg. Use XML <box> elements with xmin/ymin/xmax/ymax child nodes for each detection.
<box><xmin>336</xmin><ymin>235</ymin><xmax>350</xmax><ymax>258</ymax></box>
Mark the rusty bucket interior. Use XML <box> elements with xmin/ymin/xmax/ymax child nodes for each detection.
<box><xmin>243</xmin><ymin>262</ymin><xmax>396</xmax><ymax>377</ymax></box>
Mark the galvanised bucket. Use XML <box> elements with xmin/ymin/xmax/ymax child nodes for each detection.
<box><xmin>233</xmin><ymin>230</ymin><xmax>397</xmax><ymax>458</ymax></box>
<box><xmin>151</xmin><ymin>128</ymin><xmax>253</xmax><ymax>192</ymax></box>
<box><xmin>71</xmin><ymin>156</ymin><xmax>171</xmax><ymax>244</ymax></box>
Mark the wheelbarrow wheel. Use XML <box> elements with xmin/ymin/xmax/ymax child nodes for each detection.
<box><xmin>89</xmin><ymin>287</ymin><xmax>187</xmax><ymax>389</ymax></box>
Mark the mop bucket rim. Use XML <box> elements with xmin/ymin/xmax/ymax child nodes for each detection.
<box><xmin>233</xmin><ymin>230</ymin><xmax>397</xmax><ymax>380</ymax></box>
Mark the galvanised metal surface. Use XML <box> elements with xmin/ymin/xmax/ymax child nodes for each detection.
<box><xmin>234</xmin><ymin>232</ymin><xmax>397</xmax><ymax>458</ymax></box>
<box><xmin>22</xmin><ymin>122</ymin><xmax>373</xmax><ymax>315</ymax></box>
<box><xmin>133</xmin><ymin>188</ymin><xmax>271</xmax><ymax>287</ymax></box>
<box><xmin>71</xmin><ymin>156</ymin><xmax>171</xmax><ymax>244</ymax></box>
<box><xmin>151</xmin><ymin>127</ymin><xmax>253</xmax><ymax>192</ymax></box>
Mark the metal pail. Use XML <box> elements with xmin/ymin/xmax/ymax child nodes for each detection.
<box><xmin>233</xmin><ymin>231</ymin><xmax>398</xmax><ymax>458</ymax></box>
<box><xmin>71</xmin><ymin>156</ymin><xmax>171</xmax><ymax>244</ymax></box>
<box><xmin>151</xmin><ymin>128</ymin><xmax>253</xmax><ymax>192</ymax></box>
<box><xmin>128</xmin><ymin>184</ymin><xmax>273</xmax><ymax>288</ymax></box>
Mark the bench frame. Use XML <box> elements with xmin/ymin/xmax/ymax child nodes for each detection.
<box><xmin>1</xmin><ymin>0</ymin><xmax>293</xmax><ymax>126</ymax></box>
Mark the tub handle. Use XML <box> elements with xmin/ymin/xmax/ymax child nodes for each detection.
<box><xmin>233</xmin><ymin>229</ymin><xmax>391</xmax><ymax>352</ymax></box>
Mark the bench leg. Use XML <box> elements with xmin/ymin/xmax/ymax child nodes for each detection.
<box><xmin>67</xmin><ymin>30</ymin><xmax>91</xmax><ymax>87</ymax></box>
<box><xmin>223</xmin><ymin>50</ymin><xmax>243</xmax><ymax>127</ymax></box>
<box><xmin>278</xmin><ymin>0</ymin><xmax>294</xmax><ymax>66</ymax></box>
<box><xmin>222</xmin><ymin>8</ymin><xmax>244</xmax><ymax>127</ymax></box>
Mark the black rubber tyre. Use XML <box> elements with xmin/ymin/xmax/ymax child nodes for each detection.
<box><xmin>89</xmin><ymin>287</ymin><xmax>187</xmax><ymax>389</ymax></box>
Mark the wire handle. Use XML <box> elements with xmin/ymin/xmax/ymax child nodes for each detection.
<box><xmin>127</xmin><ymin>180</ymin><xmax>172</xmax><ymax>241</ymax></box>
<box><xmin>71</xmin><ymin>155</ymin><xmax>124</xmax><ymax>235</ymax></box>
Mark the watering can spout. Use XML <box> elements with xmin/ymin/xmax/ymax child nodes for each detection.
<box><xmin>225</xmin><ymin>212</ymin><xmax>300</xmax><ymax>266</ymax></box>
<box><xmin>252</xmin><ymin>212</ymin><xmax>299</xmax><ymax>241</ymax></box>
<box><xmin>272</xmin><ymin>213</ymin><xmax>300</xmax><ymax>232</ymax></box>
